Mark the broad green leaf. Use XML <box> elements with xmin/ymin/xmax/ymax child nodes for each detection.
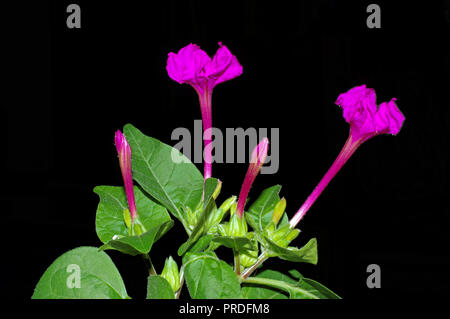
<box><xmin>178</xmin><ymin>178</ymin><xmax>219</xmax><ymax>256</ymax></box>
<box><xmin>264</xmin><ymin>237</ymin><xmax>318</xmax><ymax>264</ymax></box>
<box><xmin>212</xmin><ymin>236</ymin><xmax>254</xmax><ymax>252</ymax></box>
<box><xmin>146</xmin><ymin>275</ymin><xmax>175</xmax><ymax>299</ymax></box>
<box><xmin>99</xmin><ymin>220</ymin><xmax>174</xmax><ymax>256</ymax></box>
<box><xmin>242</xmin><ymin>269</ymin><xmax>296</xmax><ymax>299</ymax></box>
<box><xmin>246</xmin><ymin>185</ymin><xmax>288</xmax><ymax>231</ymax></box>
<box><xmin>183</xmin><ymin>252</ymin><xmax>242</xmax><ymax>299</ymax></box>
<box><xmin>123</xmin><ymin>124</ymin><xmax>203</xmax><ymax>227</ymax></box>
<box><xmin>32</xmin><ymin>247</ymin><xmax>128</xmax><ymax>299</ymax></box>
<box><xmin>94</xmin><ymin>185</ymin><xmax>171</xmax><ymax>244</ymax></box>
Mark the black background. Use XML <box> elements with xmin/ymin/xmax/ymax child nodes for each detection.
<box><xmin>3</xmin><ymin>0</ymin><xmax>450</xmax><ymax>303</ymax></box>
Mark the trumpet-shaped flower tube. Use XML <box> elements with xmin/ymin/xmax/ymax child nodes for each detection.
<box><xmin>289</xmin><ymin>85</ymin><xmax>405</xmax><ymax>228</ymax></box>
<box><xmin>236</xmin><ymin>138</ymin><xmax>269</xmax><ymax>218</ymax></box>
<box><xmin>167</xmin><ymin>42</ymin><xmax>243</xmax><ymax>179</ymax></box>
<box><xmin>115</xmin><ymin>130</ymin><xmax>138</xmax><ymax>222</ymax></box>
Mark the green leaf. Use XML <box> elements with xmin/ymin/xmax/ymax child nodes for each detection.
<box><xmin>99</xmin><ymin>220</ymin><xmax>174</xmax><ymax>256</ymax></box>
<box><xmin>242</xmin><ymin>269</ymin><xmax>337</xmax><ymax>299</ymax></box>
<box><xmin>178</xmin><ymin>178</ymin><xmax>219</xmax><ymax>256</ymax></box>
<box><xmin>203</xmin><ymin>178</ymin><xmax>219</xmax><ymax>210</ymax></box>
<box><xmin>246</xmin><ymin>185</ymin><xmax>288</xmax><ymax>231</ymax></box>
<box><xmin>146</xmin><ymin>275</ymin><xmax>175</xmax><ymax>299</ymax></box>
<box><xmin>183</xmin><ymin>252</ymin><xmax>242</xmax><ymax>299</ymax></box>
<box><xmin>32</xmin><ymin>247</ymin><xmax>129</xmax><ymax>299</ymax></box>
<box><xmin>123</xmin><ymin>124</ymin><xmax>203</xmax><ymax>227</ymax></box>
<box><xmin>188</xmin><ymin>234</ymin><xmax>214</xmax><ymax>253</ymax></box>
<box><xmin>94</xmin><ymin>185</ymin><xmax>171</xmax><ymax>244</ymax></box>
<box><xmin>212</xmin><ymin>236</ymin><xmax>254</xmax><ymax>253</ymax></box>
<box><xmin>242</xmin><ymin>269</ymin><xmax>296</xmax><ymax>299</ymax></box>
<box><xmin>264</xmin><ymin>237</ymin><xmax>318</xmax><ymax>264</ymax></box>
<box><xmin>296</xmin><ymin>277</ymin><xmax>341</xmax><ymax>299</ymax></box>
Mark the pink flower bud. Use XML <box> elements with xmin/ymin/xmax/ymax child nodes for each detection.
<box><xmin>115</xmin><ymin>130</ymin><xmax>137</xmax><ymax>222</ymax></box>
<box><xmin>236</xmin><ymin>138</ymin><xmax>269</xmax><ymax>218</ymax></box>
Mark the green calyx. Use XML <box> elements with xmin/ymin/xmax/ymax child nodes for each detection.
<box><xmin>271</xmin><ymin>198</ymin><xmax>286</xmax><ymax>226</ymax></box>
<box><xmin>239</xmin><ymin>232</ymin><xmax>259</xmax><ymax>268</ymax></box>
<box><xmin>123</xmin><ymin>208</ymin><xmax>147</xmax><ymax>236</ymax></box>
<box><xmin>206</xmin><ymin>195</ymin><xmax>237</xmax><ymax>234</ymax></box>
<box><xmin>161</xmin><ymin>256</ymin><xmax>180</xmax><ymax>293</ymax></box>
<box><xmin>218</xmin><ymin>204</ymin><xmax>248</xmax><ymax>237</ymax></box>
<box><xmin>264</xmin><ymin>219</ymin><xmax>300</xmax><ymax>248</ymax></box>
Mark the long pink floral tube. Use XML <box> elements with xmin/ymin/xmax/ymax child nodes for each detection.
<box><xmin>197</xmin><ymin>87</ymin><xmax>213</xmax><ymax>179</ymax></box>
<box><xmin>290</xmin><ymin>85</ymin><xmax>405</xmax><ymax>228</ymax></box>
<box><xmin>289</xmin><ymin>134</ymin><xmax>360</xmax><ymax>227</ymax></box>
<box><xmin>115</xmin><ymin>130</ymin><xmax>138</xmax><ymax>222</ymax></box>
<box><xmin>236</xmin><ymin>138</ymin><xmax>269</xmax><ymax>218</ymax></box>
<box><xmin>167</xmin><ymin>42</ymin><xmax>243</xmax><ymax>180</ymax></box>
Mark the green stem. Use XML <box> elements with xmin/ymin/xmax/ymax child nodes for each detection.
<box><xmin>234</xmin><ymin>249</ymin><xmax>241</xmax><ymax>276</ymax></box>
<box><xmin>241</xmin><ymin>276</ymin><xmax>319</xmax><ymax>299</ymax></box>
<box><xmin>175</xmin><ymin>267</ymin><xmax>185</xmax><ymax>299</ymax></box>
<box><xmin>240</xmin><ymin>251</ymin><xmax>268</xmax><ymax>279</ymax></box>
<box><xmin>142</xmin><ymin>254</ymin><xmax>157</xmax><ymax>275</ymax></box>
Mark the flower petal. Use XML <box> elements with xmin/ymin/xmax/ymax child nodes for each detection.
<box><xmin>210</xmin><ymin>42</ymin><xmax>243</xmax><ymax>86</ymax></box>
<box><xmin>335</xmin><ymin>85</ymin><xmax>377</xmax><ymax>123</ymax></box>
<box><xmin>166</xmin><ymin>43</ymin><xmax>211</xmax><ymax>85</ymax></box>
<box><xmin>375</xmin><ymin>98</ymin><xmax>405</xmax><ymax>135</ymax></box>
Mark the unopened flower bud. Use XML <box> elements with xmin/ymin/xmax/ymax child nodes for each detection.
<box><xmin>271</xmin><ymin>198</ymin><xmax>286</xmax><ymax>226</ymax></box>
<box><xmin>220</xmin><ymin>196</ymin><xmax>237</xmax><ymax>213</ymax></box>
<box><xmin>212</xmin><ymin>180</ymin><xmax>222</xmax><ymax>200</ymax></box>
<box><xmin>229</xmin><ymin>213</ymin><xmax>248</xmax><ymax>237</ymax></box>
<box><xmin>236</xmin><ymin>138</ymin><xmax>269</xmax><ymax>218</ymax></box>
<box><xmin>123</xmin><ymin>209</ymin><xmax>132</xmax><ymax>230</ymax></box>
<box><xmin>131</xmin><ymin>217</ymin><xmax>147</xmax><ymax>236</ymax></box>
<box><xmin>276</xmin><ymin>228</ymin><xmax>301</xmax><ymax>248</ymax></box>
<box><xmin>271</xmin><ymin>223</ymin><xmax>291</xmax><ymax>242</ymax></box>
<box><xmin>286</xmin><ymin>228</ymin><xmax>300</xmax><ymax>242</ymax></box>
<box><xmin>240</xmin><ymin>233</ymin><xmax>258</xmax><ymax>267</ymax></box>
<box><xmin>206</xmin><ymin>196</ymin><xmax>237</xmax><ymax>232</ymax></box>
<box><xmin>161</xmin><ymin>256</ymin><xmax>180</xmax><ymax>293</ymax></box>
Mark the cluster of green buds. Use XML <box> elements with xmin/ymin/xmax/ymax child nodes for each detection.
<box><xmin>161</xmin><ymin>256</ymin><xmax>180</xmax><ymax>293</ymax></box>
<box><xmin>185</xmin><ymin>202</ymin><xmax>204</xmax><ymax>232</ymax></box>
<box><xmin>205</xmin><ymin>195</ymin><xmax>236</xmax><ymax>234</ymax></box>
<box><xmin>217</xmin><ymin>203</ymin><xmax>248</xmax><ymax>237</ymax></box>
<box><xmin>239</xmin><ymin>232</ymin><xmax>259</xmax><ymax>268</ymax></box>
<box><xmin>217</xmin><ymin>203</ymin><xmax>259</xmax><ymax>268</ymax></box>
<box><xmin>263</xmin><ymin>198</ymin><xmax>300</xmax><ymax>248</ymax></box>
<box><xmin>185</xmin><ymin>180</ymin><xmax>237</xmax><ymax>235</ymax></box>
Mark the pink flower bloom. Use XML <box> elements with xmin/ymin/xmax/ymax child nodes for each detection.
<box><xmin>167</xmin><ymin>43</ymin><xmax>243</xmax><ymax>179</ymax></box>
<box><xmin>289</xmin><ymin>85</ymin><xmax>405</xmax><ymax>228</ymax></box>
<box><xmin>236</xmin><ymin>138</ymin><xmax>269</xmax><ymax>218</ymax></box>
<box><xmin>115</xmin><ymin>130</ymin><xmax>138</xmax><ymax>222</ymax></box>
<box><xmin>335</xmin><ymin>84</ymin><xmax>405</xmax><ymax>142</ymax></box>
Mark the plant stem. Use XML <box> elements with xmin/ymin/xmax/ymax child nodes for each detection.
<box><xmin>234</xmin><ymin>249</ymin><xmax>241</xmax><ymax>276</ymax></box>
<box><xmin>175</xmin><ymin>267</ymin><xmax>185</xmax><ymax>299</ymax></box>
<box><xmin>142</xmin><ymin>254</ymin><xmax>157</xmax><ymax>275</ymax></box>
<box><xmin>240</xmin><ymin>251</ymin><xmax>268</xmax><ymax>280</ymax></box>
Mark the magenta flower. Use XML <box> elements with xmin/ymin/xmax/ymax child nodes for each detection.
<box><xmin>289</xmin><ymin>85</ymin><xmax>405</xmax><ymax>227</ymax></box>
<box><xmin>115</xmin><ymin>130</ymin><xmax>138</xmax><ymax>222</ymax></box>
<box><xmin>167</xmin><ymin>42</ymin><xmax>243</xmax><ymax>179</ymax></box>
<box><xmin>236</xmin><ymin>138</ymin><xmax>269</xmax><ymax>218</ymax></box>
